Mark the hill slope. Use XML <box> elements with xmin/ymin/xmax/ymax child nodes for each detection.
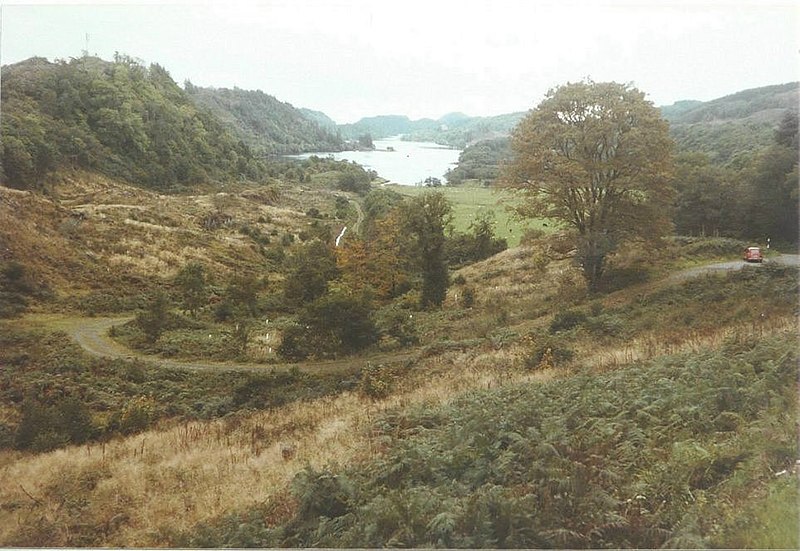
<box><xmin>0</xmin><ymin>56</ymin><xmax>267</xmax><ymax>191</ymax></box>
<box><xmin>186</xmin><ymin>84</ymin><xmax>345</xmax><ymax>155</ymax></box>
<box><xmin>662</xmin><ymin>82</ymin><xmax>799</xmax><ymax>165</ymax></box>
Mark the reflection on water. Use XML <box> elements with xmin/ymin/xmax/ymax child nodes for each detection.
<box><xmin>291</xmin><ymin>137</ymin><xmax>462</xmax><ymax>186</ymax></box>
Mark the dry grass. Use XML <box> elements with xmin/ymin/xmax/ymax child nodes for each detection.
<box><xmin>1</xmin><ymin>171</ymin><xmax>346</xmax><ymax>296</ymax></box>
<box><xmin>0</xmin><ymin>349</ymin><xmax>555</xmax><ymax>547</ymax></box>
<box><xmin>578</xmin><ymin>315</ymin><xmax>797</xmax><ymax>371</ymax></box>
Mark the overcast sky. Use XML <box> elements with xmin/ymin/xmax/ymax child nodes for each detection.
<box><xmin>2</xmin><ymin>0</ymin><xmax>798</xmax><ymax>123</ymax></box>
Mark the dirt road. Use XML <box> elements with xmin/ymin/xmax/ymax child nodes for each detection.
<box><xmin>30</xmin><ymin>314</ymin><xmax>414</xmax><ymax>374</ymax></box>
<box><xmin>28</xmin><ymin>254</ymin><xmax>797</xmax><ymax>373</ymax></box>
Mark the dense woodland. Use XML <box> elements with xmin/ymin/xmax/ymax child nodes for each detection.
<box><xmin>185</xmin><ymin>84</ymin><xmax>346</xmax><ymax>155</ymax></box>
<box><xmin>0</xmin><ymin>55</ymin><xmax>798</xmax><ymax>548</ymax></box>
<box><xmin>1</xmin><ymin>56</ymin><xmax>268</xmax><ymax>191</ymax></box>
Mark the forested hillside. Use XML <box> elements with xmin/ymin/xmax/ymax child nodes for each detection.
<box><xmin>0</xmin><ymin>56</ymin><xmax>267</xmax><ymax>191</ymax></box>
<box><xmin>337</xmin><ymin>115</ymin><xmax>438</xmax><ymax>140</ymax></box>
<box><xmin>663</xmin><ymin>82</ymin><xmax>799</xmax><ymax>166</ymax></box>
<box><xmin>186</xmin><ymin>84</ymin><xmax>345</xmax><ymax>155</ymax></box>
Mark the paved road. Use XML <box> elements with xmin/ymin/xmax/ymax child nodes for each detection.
<box><xmin>32</xmin><ymin>314</ymin><xmax>414</xmax><ymax>374</ymax></box>
<box><xmin>669</xmin><ymin>253</ymin><xmax>799</xmax><ymax>283</ymax></box>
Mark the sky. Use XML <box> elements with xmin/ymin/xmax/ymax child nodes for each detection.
<box><xmin>1</xmin><ymin>0</ymin><xmax>798</xmax><ymax>123</ymax></box>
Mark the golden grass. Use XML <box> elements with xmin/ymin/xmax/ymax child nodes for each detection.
<box><xmin>1</xmin><ymin>170</ymin><xmax>345</xmax><ymax>292</ymax></box>
<box><xmin>0</xmin><ymin>345</ymin><xmax>555</xmax><ymax>547</ymax></box>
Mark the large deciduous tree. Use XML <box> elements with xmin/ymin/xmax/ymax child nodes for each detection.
<box><xmin>504</xmin><ymin>81</ymin><xmax>674</xmax><ymax>290</ymax></box>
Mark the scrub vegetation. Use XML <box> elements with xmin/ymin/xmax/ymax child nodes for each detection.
<box><xmin>0</xmin><ymin>55</ymin><xmax>797</xmax><ymax>548</ymax></box>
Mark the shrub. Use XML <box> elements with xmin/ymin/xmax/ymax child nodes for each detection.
<box><xmin>0</xmin><ymin>261</ymin><xmax>36</xmax><ymax>318</ymax></box>
<box><xmin>549</xmin><ymin>308</ymin><xmax>587</xmax><ymax>333</ymax></box>
<box><xmin>14</xmin><ymin>397</ymin><xmax>96</xmax><ymax>451</ymax></box>
<box><xmin>359</xmin><ymin>363</ymin><xmax>397</xmax><ymax>399</ymax></box>
<box><xmin>376</xmin><ymin>306</ymin><xmax>419</xmax><ymax>348</ymax></box>
<box><xmin>677</xmin><ymin>236</ymin><xmax>750</xmax><ymax>258</ymax></box>
<box><xmin>459</xmin><ymin>286</ymin><xmax>476</xmax><ymax>308</ymax></box>
<box><xmin>523</xmin><ymin>332</ymin><xmax>574</xmax><ymax>369</ymax></box>
<box><xmin>279</xmin><ymin>292</ymin><xmax>378</xmax><ymax>360</ymax></box>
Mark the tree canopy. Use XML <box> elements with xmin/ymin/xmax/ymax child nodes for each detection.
<box><xmin>504</xmin><ymin>80</ymin><xmax>674</xmax><ymax>289</ymax></box>
<box><xmin>1</xmin><ymin>56</ymin><xmax>269</xmax><ymax>191</ymax></box>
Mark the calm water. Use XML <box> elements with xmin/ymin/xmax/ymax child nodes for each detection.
<box><xmin>292</xmin><ymin>137</ymin><xmax>462</xmax><ymax>186</ymax></box>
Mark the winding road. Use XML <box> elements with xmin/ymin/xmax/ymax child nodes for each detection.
<box><xmin>31</xmin><ymin>314</ymin><xmax>414</xmax><ymax>374</ymax></box>
<box><xmin>27</xmin><ymin>253</ymin><xmax>797</xmax><ymax>373</ymax></box>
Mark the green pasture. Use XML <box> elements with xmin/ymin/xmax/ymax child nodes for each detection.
<box><xmin>384</xmin><ymin>182</ymin><xmax>551</xmax><ymax>247</ymax></box>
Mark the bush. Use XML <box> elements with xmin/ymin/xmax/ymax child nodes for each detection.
<box><xmin>523</xmin><ymin>332</ymin><xmax>574</xmax><ymax>369</ymax></box>
<box><xmin>459</xmin><ymin>286</ymin><xmax>476</xmax><ymax>308</ymax></box>
<box><xmin>14</xmin><ymin>397</ymin><xmax>96</xmax><ymax>451</ymax></box>
<box><xmin>359</xmin><ymin>363</ymin><xmax>397</xmax><ymax>399</ymax></box>
<box><xmin>549</xmin><ymin>308</ymin><xmax>587</xmax><ymax>333</ymax></box>
<box><xmin>676</xmin><ymin>236</ymin><xmax>750</xmax><ymax>258</ymax></box>
<box><xmin>376</xmin><ymin>306</ymin><xmax>418</xmax><ymax>348</ymax></box>
<box><xmin>0</xmin><ymin>261</ymin><xmax>37</xmax><ymax>318</ymax></box>
<box><xmin>279</xmin><ymin>292</ymin><xmax>378</xmax><ymax>360</ymax></box>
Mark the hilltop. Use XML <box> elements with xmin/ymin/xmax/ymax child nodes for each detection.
<box><xmin>337</xmin><ymin>112</ymin><xmax>525</xmax><ymax>148</ymax></box>
<box><xmin>0</xmin><ymin>55</ymin><xmax>348</xmax><ymax>193</ymax></box>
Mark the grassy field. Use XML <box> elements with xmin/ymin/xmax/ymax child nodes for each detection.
<box><xmin>384</xmin><ymin>183</ymin><xmax>551</xmax><ymax>247</ymax></box>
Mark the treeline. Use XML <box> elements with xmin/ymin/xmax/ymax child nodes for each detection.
<box><xmin>185</xmin><ymin>84</ymin><xmax>346</xmax><ymax>155</ymax></box>
<box><xmin>664</xmin><ymin>82</ymin><xmax>798</xmax><ymax>166</ymax></box>
<box><xmin>673</xmin><ymin>110</ymin><xmax>798</xmax><ymax>242</ymax></box>
<box><xmin>1</xmin><ymin>55</ymin><xmax>269</xmax><ymax>191</ymax></box>
<box><xmin>445</xmin><ymin>137</ymin><xmax>511</xmax><ymax>185</ymax></box>
<box><xmin>446</xmin><ymin>85</ymin><xmax>798</xmax><ymax>243</ymax></box>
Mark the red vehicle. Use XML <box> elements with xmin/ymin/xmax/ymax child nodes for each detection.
<box><xmin>743</xmin><ymin>246</ymin><xmax>763</xmax><ymax>263</ymax></box>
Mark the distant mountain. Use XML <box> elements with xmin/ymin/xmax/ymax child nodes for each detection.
<box><xmin>338</xmin><ymin>112</ymin><xmax>526</xmax><ymax>148</ymax></box>
<box><xmin>662</xmin><ymin>82</ymin><xmax>799</xmax><ymax>165</ymax></box>
<box><xmin>186</xmin><ymin>84</ymin><xmax>345</xmax><ymax>155</ymax></box>
<box><xmin>403</xmin><ymin>112</ymin><xmax>526</xmax><ymax>148</ymax></box>
<box><xmin>338</xmin><ymin>115</ymin><xmax>438</xmax><ymax>140</ymax></box>
<box><xmin>0</xmin><ymin>56</ymin><xmax>267</xmax><ymax>191</ymax></box>
<box><xmin>662</xmin><ymin>83</ymin><xmax>798</xmax><ymax>125</ymax></box>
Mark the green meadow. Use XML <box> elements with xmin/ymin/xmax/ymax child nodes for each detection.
<box><xmin>385</xmin><ymin>183</ymin><xmax>551</xmax><ymax>247</ymax></box>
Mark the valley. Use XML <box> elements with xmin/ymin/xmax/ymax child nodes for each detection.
<box><xmin>0</xmin><ymin>50</ymin><xmax>797</xmax><ymax>549</ymax></box>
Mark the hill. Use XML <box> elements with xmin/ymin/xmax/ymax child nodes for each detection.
<box><xmin>299</xmin><ymin>107</ymin><xmax>338</xmax><ymax>130</ymax></box>
<box><xmin>662</xmin><ymin>82</ymin><xmax>799</xmax><ymax>165</ymax></box>
<box><xmin>337</xmin><ymin>112</ymin><xmax>525</xmax><ymax>148</ymax></box>
<box><xmin>0</xmin><ymin>56</ymin><xmax>267</xmax><ymax>191</ymax></box>
<box><xmin>403</xmin><ymin>111</ymin><xmax>526</xmax><ymax>148</ymax></box>
<box><xmin>186</xmin><ymin>84</ymin><xmax>346</xmax><ymax>155</ymax></box>
<box><xmin>338</xmin><ymin>114</ymin><xmax>438</xmax><ymax>140</ymax></box>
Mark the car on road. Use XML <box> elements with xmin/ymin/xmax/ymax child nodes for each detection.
<box><xmin>743</xmin><ymin>246</ymin><xmax>764</xmax><ymax>263</ymax></box>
